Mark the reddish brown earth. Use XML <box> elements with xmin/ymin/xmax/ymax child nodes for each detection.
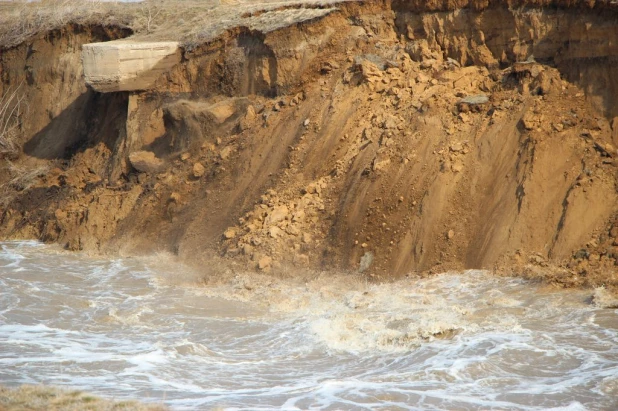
<box><xmin>1</xmin><ymin>0</ymin><xmax>618</xmax><ymax>292</ymax></box>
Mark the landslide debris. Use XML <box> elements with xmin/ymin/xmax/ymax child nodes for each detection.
<box><xmin>1</xmin><ymin>0</ymin><xmax>618</xmax><ymax>293</ymax></box>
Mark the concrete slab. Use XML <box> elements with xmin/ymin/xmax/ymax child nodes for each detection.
<box><xmin>82</xmin><ymin>41</ymin><xmax>180</xmax><ymax>92</ymax></box>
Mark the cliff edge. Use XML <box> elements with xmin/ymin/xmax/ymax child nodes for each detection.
<box><xmin>1</xmin><ymin>0</ymin><xmax>617</xmax><ymax>289</ymax></box>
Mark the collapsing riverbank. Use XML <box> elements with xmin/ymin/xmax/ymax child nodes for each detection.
<box><xmin>1</xmin><ymin>0</ymin><xmax>618</xmax><ymax>291</ymax></box>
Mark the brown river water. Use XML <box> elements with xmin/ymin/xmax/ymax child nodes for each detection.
<box><xmin>1</xmin><ymin>241</ymin><xmax>617</xmax><ymax>410</ymax></box>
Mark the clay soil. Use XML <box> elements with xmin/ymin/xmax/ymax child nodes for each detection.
<box><xmin>1</xmin><ymin>0</ymin><xmax>618</xmax><ymax>293</ymax></box>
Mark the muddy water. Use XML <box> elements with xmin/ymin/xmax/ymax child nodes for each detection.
<box><xmin>1</xmin><ymin>241</ymin><xmax>617</xmax><ymax>410</ymax></box>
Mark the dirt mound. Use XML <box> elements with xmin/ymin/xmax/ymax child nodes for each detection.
<box><xmin>1</xmin><ymin>0</ymin><xmax>618</xmax><ymax>291</ymax></box>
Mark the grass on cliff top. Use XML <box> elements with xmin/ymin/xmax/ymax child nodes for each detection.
<box><xmin>0</xmin><ymin>0</ymin><xmax>341</xmax><ymax>50</ymax></box>
<box><xmin>0</xmin><ymin>385</ymin><xmax>168</xmax><ymax>411</ymax></box>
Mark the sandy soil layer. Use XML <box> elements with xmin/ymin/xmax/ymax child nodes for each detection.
<box><xmin>0</xmin><ymin>0</ymin><xmax>617</xmax><ymax>292</ymax></box>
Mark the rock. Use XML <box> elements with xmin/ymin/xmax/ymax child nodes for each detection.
<box><xmin>292</xmin><ymin>210</ymin><xmax>306</xmax><ymax>222</ymax></box>
<box><xmin>269</xmin><ymin>226</ymin><xmax>283</xmax><ymax>238</ymax></box>
<box><xmin>449</xmin><ymin>142</ymin><xmax>464</xmax><ymax>153</ymax></box>
<box><xmin>416</xmin><ymin>72</ymin><xmax>430</xmax><ymax>83</ymax></box>
<box><xmin>355</xmin><ymin>55</ymin><xmax>385</xmax><ymax>83</ymax></box>
<box><xmin>239</xmin><ymin>105</ymin><xmax>257</xmax><ymax>130</ymax></box>
<box><xmin>451</xmin><ymin>162</ymin><xmax>463</xmax><ymax>173</ymax></box>
<box><xmin>224</xmin><ymin>228</ymin><xmax>237</xmax><ymax>239</ymax></box>
<box><xmin>372</xmin><ymin>156</ymin><xmax>391</xmax><ymax>172</ymax></box>
<box><xmin>573</xmin><ymin>249</ymin><xmax>589</xmax><ymax>259</ymax></box>
<box><xmin>226</xmin><ymin>247</ymin><xmax>240</xmax><ymax>257</ymax></box>
<box><xmin>446</xmin><ymin>57</ymin><xmax>461</xmax><ymax>68</ymax></box>
<box><xmin>257</xmin><ymin>256</ymin><xmax>272</xmax><ymax>270</ymax></box>
<box><xmin>447</xmin><ymin>230</ymin><xmax>455</xmax><ymax>240</ymax></box>
<box><xmin>219</xmin><ymin>146</ymin><xmax>233</xmax><ymax>160</ymax></box>
<box><xmin>302</xmin><ymin>232</ymin><xmax>312</xmax><ymax>243</ymax></box>
<box><xmin>457</xmin><ymin>94</ymin><xmax>490</xmax><ymax>113</ymax></box>
<box><xmin>588</xmin><ymin>253</ymin><xmax>601</xmax><ymax>264</ymax></box>
<box><xmin>594</xmin><ymin>141</ymin><xmax>616</xmax><ymax>158</ymax></box>
<box><xmin>128</xmin><ymin>151</ymin><xmax>165</xmax><ymax>173</ymax></box>
<box><xmin>180</xmin><ymin>152</ymin><xmax>191</xmax><ymax>161</ymax></box>
<box><xmin>305</xmin><ymin>183</ymin><xmax>321</xmax><ymax>195</ymax></box>
<box><xmin>242</xmin><ymin>243</ymin><xmax>253</xmax><ymax>256</ymax></box>
<box><xmin>420</xmin><ymin>59</ymin><xmax>438</xmax><ymax>70</ymax></box>
<box><xmin>265</xmin><ymin>205</ymin><xmax>289</xmax><ymax>225</ymax></box>
<box><xmin>522</xmin><ymin>112</ymin><xmax>538</xmax><ymax>130</ymax></box>
<box><xmin>383</xmin><ymin>116</ymin><xmax>398</xmax><ymax>129</ymax></box>
<box><xmin>320</xmin><ymin>61</ymin><xmax>340</xmax><ymax>74</ymax></box>
<box><xmin>532</xmin><ymin>70</ymin><xmax>554</xmax><ymax>95</ymax></box>
<box><xmin>169</xmin><ymin>192</ymin><xmax>181</xmax><ymax>203</ymax></box>
<box><xmin>285</xmin><ymin>225</ymin><xmax>300</xmax><ymax>236</ymax></box>
<box><xmin>303</xmin><ymin>119</ymin><xmax>310</xmax><ymax>128</ymax></box>
<box><xmin>192</xmin><ymin>162</ymin><xmax>205</xmax><ymax>178</ymax></box>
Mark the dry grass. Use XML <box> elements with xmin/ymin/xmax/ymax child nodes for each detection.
<box><xmin>0</xmin><ymin>82</ymin><xmax>27</xmax><ymax>160</ymax></box>
<box><xmin>0</xmin><ymin>162</ymin><xmax>50</xmax><ymax>208</ymax></box>
<box><xmin>0</xmin><ymin>385</ymin><xmax>168</xmax><ymax>411</ymax></box>
<box><xmin>0</xmin><ymin>0</ymin><xmax>345</xmax><ymax>50</ymax></box>
<box><xmin>0</xmin><ymin>0</ymin><xmax>139</xmax><ymax>50</ymax></box>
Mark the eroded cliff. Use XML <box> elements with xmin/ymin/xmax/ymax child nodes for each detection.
<box><xmin>1</xmin><ymin>0</ymin><xmax>617</xmax><ymax>289</ymax></box>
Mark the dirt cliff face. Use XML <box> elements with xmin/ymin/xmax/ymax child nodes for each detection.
<box><xmin>1</xmin><ymin>0</ymin><xmax>617</xmax><ymax>288</ymax></box>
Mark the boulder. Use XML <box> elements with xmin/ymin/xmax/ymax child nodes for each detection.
<box><xmin>128</xmin><ymin>151</ymin><xmax>165</xmax><ymax>173</ymax></box>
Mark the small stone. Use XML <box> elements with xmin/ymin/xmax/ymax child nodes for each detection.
<box><xmin>180</xmin><ymin>152</ymin><xmax>191</xmax><ymax>161</ymax></box>
<box><xmin>258</xmin><ymin>256</ymin><xmax>272</xmax><ymax>270</ymax></box>
<box><xmin>449</xmin><ymin>142</ymin><xmax>464</xmax><ymax>153</ymax></box>
<box><xmin>242</xmin><ymin>244</ymin><xmax>253</xmax><ymax>256</ymax></box>
<box><xmin>447</xmin><ymin>230</ymin><xmax>455</xmax><ymax>240</ymax></box>
<box><xmin>285</xmin><ymin>225</ymin><xmax>300</xmax><ymax>236</ymax></box>
<box><xmin>361</xmin><ymin>242</ymin><xmax>368</xmax><ymax>248</ymax></box>
<box><xmin>224</xmin><ymin>228</ymin><xmax>237</xmax><ymax>239</ymax></box>
<box><xmin>169</xmin><ymin>192</ymin><xmax>181</xmax><ymax>202</ymax></box>
<box><xmin>292</xmin><ymin>210</ymin><xmax>306</xmax><ymax>222</ymax></box>
<box><xmin>219</xmin><ymin>146</ymin><xmax>233</xmax><ymax>160</ymax></box>
<box><xmin>573</xmin><ymin>249</ymin><xmax>589</xmax><ymax>259</ymax></box>
<box><xmin>269</xmin><ymin>226</ymin><xmax>283</xmax><ymax>238</ymax></box>
<box><xmin>129</xmin><ymin>151</ymin><xmax>165</xmax><ymax>174</ymax></box>
<box><xmin>193</xmin><ymin>162</ymin><xmax>205</xmax><ymax>178</ymax></box>
<box><xmin>265</xmin><ymin>205</ymin><xmax>289</xmax><ymax>225</ymax></box>
<box><xmin>302</xmin><ymin>232</ymin><xmax>312</xmax><ymax>244</ymax></box>
<box><xmin>226</xmin><ymin>248</ymin><xmax>240</xmax><ymax>257</ymax></box>
<box><xmin>303</xmin><ymin>119</ymin><xmax>310</xmax><ymax>127</ymax></box>
<box><xmin>383</xmin><ymin>116</ymin><xmax>398</xmax><ymax>129</ymax></box>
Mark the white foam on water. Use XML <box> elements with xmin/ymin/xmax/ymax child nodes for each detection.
<box><xmin>0</xmin><ymin>241</ymin><xmax>617</xmax><ymax>410</ymax></box>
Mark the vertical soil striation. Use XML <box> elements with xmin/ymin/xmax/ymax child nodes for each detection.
<box><xmin>1</xmin><ymin>0</ymin><xmax>617</xmax><ymax>288</ymax></box>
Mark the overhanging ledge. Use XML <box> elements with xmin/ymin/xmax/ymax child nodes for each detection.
<box><xmin>82</xmin><ymin>41</ymin><xmax>180</xmax><ymax>92</ymax></box>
